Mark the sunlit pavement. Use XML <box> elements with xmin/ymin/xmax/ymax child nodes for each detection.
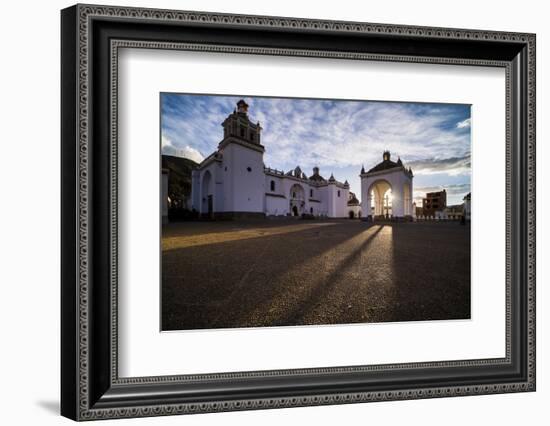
<box><xmin>162</xmin><ymin>220</ymin><xmax>471</xmax><ymax>331</ymax></box>
<box><xmin>162</xmin><ymin>222</ymin><xmax>337</xmax><ymax>250</ymax></box>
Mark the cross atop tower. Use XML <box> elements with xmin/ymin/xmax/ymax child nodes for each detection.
<box><xmin>236</xmin><ymin>99</ymin><xmax>249</xmax><ymax>114</ymax></box>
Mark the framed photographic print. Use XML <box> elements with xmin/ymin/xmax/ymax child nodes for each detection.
<box><xmin>61</xmin><ymin>4</ymin><xmax>536</xmax><ymax>421</ymax></box>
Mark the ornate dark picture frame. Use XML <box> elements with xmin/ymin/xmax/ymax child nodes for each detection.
<box><xmin>61</xmin><ymin>4</ymin><xmax>536</xmax><ymax>421</ymax></box>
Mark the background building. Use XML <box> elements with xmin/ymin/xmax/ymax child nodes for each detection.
<box><xmin>435</xmin><ymin>205</ymin><xmax>465</xmax><ymax>220</ymax></box>
<box><xmin>422</xmin><ymin>189</ymin><xmax>447</xmax><ymax>217</ymax></box>
<box><xmin>347</xmin><ymin>191</ymin><xmax>362</xmax><ymax>218</ymax></box>
<box><xmin>415</xmin><ymin>191</ymin><xmax>470</xmax><ymax>221</ymax></box>
<box><xmin>463</xmin><ymin>192</ymin><xmax>471</xmax><ymax>220</ymax></box>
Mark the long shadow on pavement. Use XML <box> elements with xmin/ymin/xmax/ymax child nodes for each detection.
<box><xmin>162</xmin><ymin>220</ymin><xmax>371</xmax><ymax>330</ymax></box>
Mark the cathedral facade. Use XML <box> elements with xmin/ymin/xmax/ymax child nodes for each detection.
<box><xmin>189</xmin><ymin>100</ymin><xmax>414</xmax><ymax>220</ymax></box>
<box><xmin>190</xmin><ymin>100</ymin><xmax>353</xmax><ymax>219</ymax></box>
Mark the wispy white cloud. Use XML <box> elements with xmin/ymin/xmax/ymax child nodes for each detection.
<box><xmin>456</xmin><ymin>118</ymin><xmax>471</xmax><ymax>128</ymax></box>
<box><xmin>161</xmin><ymin>135</ymin><xmax>205</xmax><ymax>163</ymax></box>
<box><xmin>161</xmin><ymin>135</ymin><xmax>172</xmax><ymax>148</ymax></box>
<box><xmin>161</xmin><ymin>94</ymin><xmax>471</xmax><ymax>198</ymax></box>
<box><xmin>178</xmin><ymin>146</ymin><xmax>204</xmax><ymax>163</ymax></box>
<box><xmin>408</xmin><ymin>155</ymin><xmax>471</xmax><ymax>176</ymax></box>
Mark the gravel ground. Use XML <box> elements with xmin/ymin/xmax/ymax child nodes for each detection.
<box><xmin>161</xmin><ymin>219</ymin><xmax>471</xmax><ymax>331</ymax></box>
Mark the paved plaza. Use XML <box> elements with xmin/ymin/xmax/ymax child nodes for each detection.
<box><xmin>161</xmin><ymin>219</ymin><xmax>470</xmax><ymax>330</ymax></box>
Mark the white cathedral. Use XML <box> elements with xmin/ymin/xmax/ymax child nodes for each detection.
<box><xmin>190</xmin><ymin>100</ymin><xmax>414</xmax><ymax>220</ymax></box>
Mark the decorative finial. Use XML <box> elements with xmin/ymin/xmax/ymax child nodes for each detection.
<box><xmin>236</xmin><ymin>99</ymin><xmax>249</xmax><ymax>114</ymax></box>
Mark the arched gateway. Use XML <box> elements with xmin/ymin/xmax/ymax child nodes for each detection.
<box><xmin>289</xmin><ymin>183</ymin><xmax>305</xmax><ymax>216</ymax></box>
<box><xmin>360</xmin><ymin>151</ymin><xmax>413</xmax><ymax>220</ymax></box>
<box><xmin>368</xmin><ymin>179</ymin><xmax>393</xmax><ymax>217</ymax></box>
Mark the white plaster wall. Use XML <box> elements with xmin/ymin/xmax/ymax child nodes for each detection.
<box><xmin>213</xmin><ymin>162</ymin><xmax>225</xmax><ymax>212</ymax></box>
<box><xmin>306</xmin><ymin>183</ymin><xmax>321</xmax><ymax>215</ymax></box>
<box><xmin>317</xmin><ymin>185</ymin><xmax>329</xmax><ymax>216</ymax></box>
<box><xmin>222</xmin><ymin>143</ymin><xmax>265</xmax><ymax>213</ymax></box>
<box><xmin>265</xmin><ymin>174</ymin><xmax>285</xmax><ymax>196</ymax></box>
<box><xmin>265</xmin><ymin>175</ymin><xmax>285</xmax><ymax>214</ymax></box>
<box><xmin>221</xmin><ymin>148</ymin><xmax>234</xmax><ymax>212</ymax></box>
<box><xmin>390</xmin><ymin>172</ymin><xmax>405</xmax><ymax>217</ymax></box>
<box><xmin>324</xmin><ymin>184</ymin><xmax>349</xmax><ymax>217</ymax></box>
<box><xmin>191</xmin><ymin>169</ymin><xmax>201</xmax><ymax>211</ymax></box>
<box><xmin>335</xmin><ymin>187</ymin><xmax>350</xmax><ymax>218</ymax></box>
<box><xmin>326</xmin><ymin>184</ymin><xmax>336</xmax><ymax>217</ymax></box>
<box><xmin>196</xmin><ymin>161</ymin><xmax>221</xmax><ymax>214</ymax></box>
<box><xmin>265</xmin><ymin>195</ymin><xmax>288</xmax><ymax>215</ymax></box>
<box><xmin>360</xmin><ymin>177</ymin><xmax>369</xmax><ymax>216</ymax></box>
<box><xmin>348</xmin><ymin>204</ymin><xmax>362</xmax><ymax>218</ymax></box>
<box><xmin>307</xmin><ymin>201</ymin><xmax>321</xmax><ymax>215</ymax></box>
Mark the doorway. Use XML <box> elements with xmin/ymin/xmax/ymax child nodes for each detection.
<box><xmin>207</xmin><ymin>195</ymin><xmax>213</xmax><ymax>218</ymax></box>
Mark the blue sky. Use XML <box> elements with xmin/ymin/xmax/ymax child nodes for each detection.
<box><xmin>161</xmin><ymin>94</ymin><xmax>471</xmax><ymax>206</ymax></box>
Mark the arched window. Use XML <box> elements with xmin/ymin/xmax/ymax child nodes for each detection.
<box><xmin>270</xmin><ymin>180</ymin><xmax>275</xmax><ymax>191</ymax></box>
<box><xmin>310</xmin><ymin>189</ymin><xmax>313</xmax><ymax>197</ymax></box>
<box><xmin>310</xmin><ymin>207</ymin><xmax>313</xmax><ymax>214</ymax></box>
<box><xmin>337</xmin><ymin>190</ymin><xmax>341</xmax><ymax>197</ymax></box>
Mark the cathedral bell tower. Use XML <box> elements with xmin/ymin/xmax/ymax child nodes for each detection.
<box><xmin>217</xmin><ymin>100</ymin><xmax>266</xmax><ymax>217</ymax></box>
<box><xmin>221</xmin><ymin>99</ymin><xmax>263</xmax><ymax>145</ymax></box>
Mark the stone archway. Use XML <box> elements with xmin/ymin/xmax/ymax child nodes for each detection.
<box><xmin>360</xmin><ymin>152</ymin><xmax>414</xmax><ymax>219</ymax></box>
<box><xmin>289</xmin><ymin>183</ymin><xmax>305</xmax><ymax>216</ymax></box>
<box><xmin>368</xmin><ymin>180</ymin><xmax>392</xmax><ymax>218</ymax></box>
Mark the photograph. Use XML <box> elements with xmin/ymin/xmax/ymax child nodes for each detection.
<box><xmin>160</xmin><ymin>94</ymin><xmax>472</xmax><ymax>331</ymax></box>
<box><xmin>57</xmin><ymin>3</ymin><xmax>536</xmax><ymax>421</ymax></box>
